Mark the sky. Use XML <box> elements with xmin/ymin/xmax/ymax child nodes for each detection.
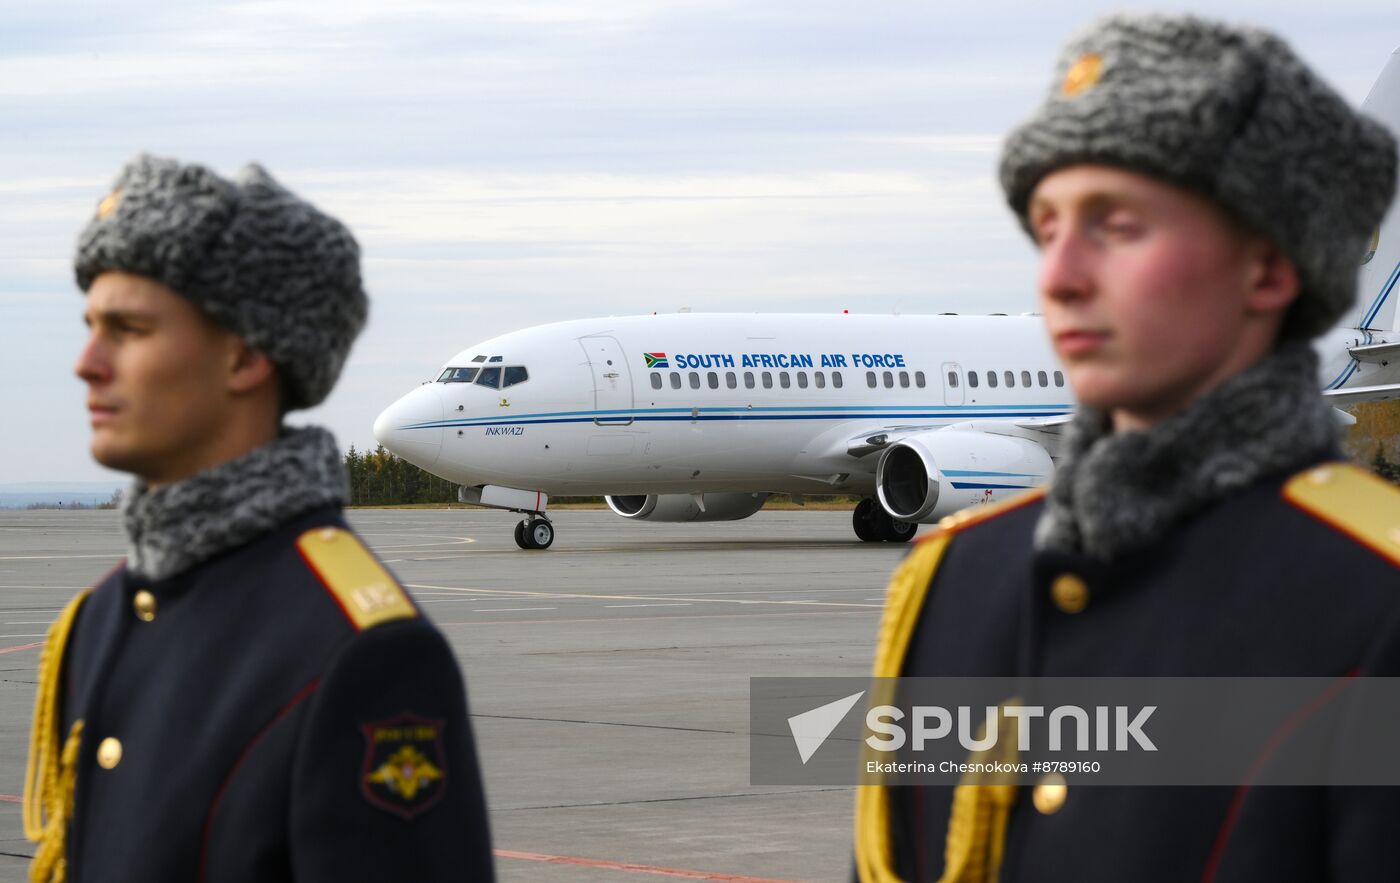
<box><xmin>2</xmin><ymin>0</ymin><xmax>1396</xmax><ymax>484</ymax></box>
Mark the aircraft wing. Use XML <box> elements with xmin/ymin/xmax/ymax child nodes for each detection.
<box><xmin>841</xmin><ymin>414</ymin><xmax>1072</xmax><ymax>460</ymax></box>
<box><xmin>1323</xmin><ymin>384</ymin><xmax>1400</xmax><ymax>407</ymax></box>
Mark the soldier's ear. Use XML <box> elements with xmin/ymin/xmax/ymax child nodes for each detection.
<box><xmin>1242</xmin><ymin>237</ymin><xmax>1301</xmax><ymax>317</ymax></box>
<box><xmin>226</xmin><ymin>337</ymin><xmax>277</xmax><ymax>396</ymax></box>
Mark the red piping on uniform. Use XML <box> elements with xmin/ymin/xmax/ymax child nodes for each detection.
<box><xmin>198</xmin><ymin>678</ymin><xmax>320</xmax><ymax>883</ymax></box>
<box><xmin>1199</xmin><ymin>669</ymin><xmax>1359</xmax><ymax>883</ymax></box>
<box><xmin>295</xmin><ymin>542</ymin><xmax>359</xmax><ymax>629</ymax></box>
<box><xmin>1283</xmin><ymin>495</ymin><xmax>1400</xmax><ymax>571</ymax></box>
<box><xmin>493</xmin><ymin>849</ymin><xmax>799</xmax><ymax>881</ymax></box>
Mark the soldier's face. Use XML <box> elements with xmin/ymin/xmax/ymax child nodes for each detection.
<box><xmin>75</xmin><ymin>272</ymin><xmax>245</xmax><ymax>485</ymax></box>
<box><xmin>1029</xmin><ymin>165</ymin><xmax>1296</xmax><ymax>430</ymax></box>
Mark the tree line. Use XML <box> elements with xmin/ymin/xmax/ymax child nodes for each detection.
<box><xmin>344</xmin><ymin>445</ymin><xmax>460</xmax><ymax>506</ymax></box>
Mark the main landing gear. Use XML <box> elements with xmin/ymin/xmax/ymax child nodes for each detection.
<box><xmin>853</xmin><ymin>497</ymin><xmax>917</xmax><ymax>543</ymax></box>
<box><xmin>514</xmin><ymin>516</ymin><xmax>555</xmax><ymax>550</ymax></box>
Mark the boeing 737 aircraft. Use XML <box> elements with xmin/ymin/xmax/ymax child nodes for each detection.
<box><xmin>374</xmin><ymin>50</ymin><xmax>1400</xmax><ymax>550</ymax></box>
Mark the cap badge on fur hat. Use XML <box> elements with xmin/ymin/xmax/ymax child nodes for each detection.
<box><xmin>96</xmin><ymin>188</ymin><xmax>122</xmax><ymax>220</ymax></box>
<box><xmin>74</xmin><ymin>154</ymin><xmax>368</xmax><ymax>411</ymax></box>
<box><xmin>1062</xmin><ymin>53</ymin><xmax>1102</xmax><ymax>96</ymax></box>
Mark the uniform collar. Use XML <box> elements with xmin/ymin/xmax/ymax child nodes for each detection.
<box><xmin>121</xmin><ymin>426</ymin><xmax>347</xmax><ymax>581</ymax></box>
<box><xmin>1034</xmin><ymin>341</ymin><xmax>1339</xmax><ymax>561</ymax></box>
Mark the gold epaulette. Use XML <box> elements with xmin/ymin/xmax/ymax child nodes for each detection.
<box><xmin>928</xmin><ymin>487</ymin><xmax>1049</xmax><ymax>538</ymax></box>
<box><xmin>1283</xmin><ymin>462</ymin><xmax>1400</xmax><ymax>570</ymax></box>
<box><xmin>855</xmin><ymin>489</ymin><xmax>1047</xmax><ymax>883</ymax></box>
<box><xmin>297</xmin><ymin>528</ymin><xmax>418</xmax><ymax>630</ymax></box>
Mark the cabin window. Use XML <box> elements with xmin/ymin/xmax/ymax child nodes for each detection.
<box><xmin>438</xmin><ymin>367</ymin><xmax>479</xmax><ymax>383</ymax></box>
<box><xmin>689</xmin><ymin>372</ymin><xmax>701</xmax><ymax>389</ymax></box>
<box><xmin>780</xmin><ymin>372</ymin><xmax>792</xmax><ymax>389</ymax></box>
<box><xmin>1038</xmin><ymin>370</ymin><xmax>1048</xmax><ymax>387</ymax></box>
<box><xmin>707</xmin><ymin>371</ymin><xmax>719</xmax><ymax>389</ymax></box>
<box><xmin>670</xmin><ymin>372</ymin><xmax>682</xmax><ymax>389</ymax></box>
<box><xmin>987</xmin><ymin>371</ymin><xmax>998</xmax><ymax>388</ymax></box>
<box><xmin>832</xmin><ymin>371</ymin><xmax>844</xmax><ymax>389</ymax></box>
<box><xmin>814</xmin><ymin>371</ymin><xmax>826</xmax><ymax>389</ymax></box>
<box><xmin>744</xmin><ymin>371</ymin><xmax>755</xmax><ymax>389</ymax></box>
<box><xmin>762</xmin><ymin>371</ymin><xmax>773</xmax><ymax>389</ymax></box>
<box><xmin>916</xmin><ymin>371</ymin><xmax>926</xmax><ymax>388</ymax></box>
<box><xmin>650</xmin><ymin>372</ymin><xmax>663</xmax><ymax>390</ymax></box>
<box><xmin>797</xmin><ymin>372</ymin><xmax>808</xmax><ymax>389</ymax></box>
<box><xmin>502</xmin><ymin>366</ymin><xmax>529</xmax><ymax>388</ymax></box>
<box><xmin>1004</xmin><ymin>370</ymin><xmax>1016</xmax><ymax>387</ymax></box>
<box><xmin>726</xmin><ymin>371</ymin><xmax>737</xmax><ymax>389</ymax></box>
<box><xmin>1021</xmin><ymin>370</ymin><xmax>1032</xmax><ymax>387</ymax></box>
<box><xmin>866</xmin><ymin>371</ymin><xmax>877</xmax><ymax>388</ymax></box>
<box><xmin>475</xmin><ymin>366</ymin><xmax>502</xmax><ymax>389</ymax></box>
<box><xmin>883</xmin><ymin>371</ymin><xmax>894</xmax><ymax>388</ymax></box>
<box><xmin>968</xmin><ymin>371</ymin><xmax>979</xmax><ymax>389</ymax></box>
<box><xmin>1054</xmin><ymin>370</ymin><xmax>1065</xmax><ymax>387</ymax></box>
<box><xmin>899</xmin><ymin>371</ymin><xmax>910</xmax><ymax>389</ymax></box>
<box><xmin>946</xmin><ymin>371</ymin><xmax>957</xmax><ymax>388</ymax></box>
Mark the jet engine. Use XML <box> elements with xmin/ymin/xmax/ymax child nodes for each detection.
<box><xmin>605</xmin><ymin>492</ymin><xmax>770</xmax><ymax>522</ymax></box>
<box><xmin>875</xmin><ymin>431</ymin><xmax>1052</xmax><ymax>523</ymax></box>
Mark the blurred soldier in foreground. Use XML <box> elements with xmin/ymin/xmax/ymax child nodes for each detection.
<box><xmin>23</xmin><ymin>155</ymin><xmax>495</xmax><ymax>882</ymax></box>
<box><xmin>855</xmin><ymin>15</ymin><xmax>1400</xmax><ymax>883</ymax></box>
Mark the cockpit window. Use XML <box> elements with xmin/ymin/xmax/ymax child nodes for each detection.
<box><xmin>470</xmin><ymin>355</ymin><xmax>487</xmax><ymax>363</ymax></box>
<box><xmin>488</xmin><ymin>356</ymin><xmax>503</xmax><ymax>363</ymax></box>
<box><xmin>502</xmin><ymin>366</ymin><xmax>529</xmax><ymax>388</ymax></box>
<box><xmin>438</xmin><ymin>367</ymin><xmax>479</xmax><ymax>383</ymax></box>
<box><xmin>475</xmin><ymin>366</ymin><xmax>502</xmax><ymax>388</ymax></box>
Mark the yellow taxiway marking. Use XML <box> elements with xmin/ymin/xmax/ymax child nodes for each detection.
<box><xmin>405</xmin><ymin>583</ymin><xmax>881</xmax><ymax>609</ymax></box>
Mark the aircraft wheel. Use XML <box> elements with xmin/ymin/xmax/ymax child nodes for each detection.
<box><xmin>869</xmin><ymin>504</ymin><xmax>917</xmax><ymax>543</ymax></box>
<box><xmin>884</xmin><ymin>516</ymin><xmax>918</xmax><ymax>543</ymax></box>
<box><xmin>514</xmin><ymin>520</ymin><xmax>532</xmax><ymax>549</ymax></box>
<box><xmin>852</xmin><ymin>498</ymin><xmax>881</xmax><ymax>542</ymax></box>
<box><xmin>525</xmin><ymin>518</ymin><xmax>555</xmax><ymax>550</ymax></box>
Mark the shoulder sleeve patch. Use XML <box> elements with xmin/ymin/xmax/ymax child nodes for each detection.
<box><xmin>932</xmin><ymin>487</ymin><xmax>1048</xmax><ymax>537</ymax></box>
<box><xmin>1284</xmin><ymin>463</ymin><xmax>1400</xmax><ymax>570</ymax></box>
<box><xmin>296</xmin><ymin>528</ymin><xmax>418</xmax><ymax>631</ymax></box>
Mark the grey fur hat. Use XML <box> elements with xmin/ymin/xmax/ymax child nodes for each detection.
<box><xmin>999</xmin><ymin>14</ymin><xmax>1398</xmax><ymax>339</ymax></box>
<box><xmin>74</xmin><ymin>154</ymin><xmax>368</xmax><ymax>410</ymax></box>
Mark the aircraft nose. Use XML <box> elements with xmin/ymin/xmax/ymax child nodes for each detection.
<box><xmin>373</xmin><ymin>384</ymin><xmax>444</xmax><ymax>470</ymax></box>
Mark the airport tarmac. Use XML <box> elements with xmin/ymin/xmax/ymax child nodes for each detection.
<box><xmin>0</xmin><ymin>507</ymin><xmax>915</xmax><ymax>882</ymax></box>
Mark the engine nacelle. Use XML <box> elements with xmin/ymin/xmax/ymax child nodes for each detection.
<box><xmin>875</xmin><ymin>431</ymin><xmax>1052</xmax><ymax>523</ymax></box>
<box><xmin>605</xmin><ymin>492</ymin><xmax>769</xmax><ymax>522</ymax></box>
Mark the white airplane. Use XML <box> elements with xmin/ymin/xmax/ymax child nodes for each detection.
<box><xmin>373</xmin><ymin>50</ymin><xmax>1400</xmax><ymax>550</ymax></box>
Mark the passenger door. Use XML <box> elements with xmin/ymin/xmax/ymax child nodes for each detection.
<box><xmin>578</xmin><ymin>336</ymin><xmax>635</xmax><ymax>425</ymax></box>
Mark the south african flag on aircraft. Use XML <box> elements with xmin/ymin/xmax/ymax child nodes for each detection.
<box><xmin>644</xmin><ymin>352</ymin><xmax>669</xmax><ymax>368</ymax></box>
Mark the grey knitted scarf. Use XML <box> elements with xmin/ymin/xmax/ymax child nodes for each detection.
<box><xmin>121</xmin><ymin>426</ymin><xmax>348</xmax><ymax>580</ymax></box>
<box><xmin>1034</xmin><ymin>342</ymin><xmax>1339</xmax><ymax>560</ymax></box>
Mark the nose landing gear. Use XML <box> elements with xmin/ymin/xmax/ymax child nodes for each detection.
<box><xmin>514</xmin><ymin>516</ymin><xmax>555</xmax><ymax>550</ymax></box>
<box><xmin>853</xmin><ymin>497</ymin><xmax>917</xmax><ymax>543</ymax></box>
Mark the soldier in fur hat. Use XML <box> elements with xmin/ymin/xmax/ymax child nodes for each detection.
<box><xmin>855</xmin><ymin>14</ymin><xmax>1400</xmax><ymax>883</ymax></box>
<box><xmin>23</xmin><ymin>155</ymin><xmax>495</xmax><ymax>882</ymax></box>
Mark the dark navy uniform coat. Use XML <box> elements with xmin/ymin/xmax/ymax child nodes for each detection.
<box><xmin>56</xmin><ymin>505</ymin><xmax>494</xmax><ymax>882</ymax></box>
<box><xmin>874</xmin><ymin>462</ymin><xmax>1400</xmax><ymax>883</ymax></box>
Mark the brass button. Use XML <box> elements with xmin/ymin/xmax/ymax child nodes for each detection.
<box><xmin>1050</xmin><ymin>574</ymin><xmax>1089</xmax><ymax>614</ymax></box>
<box><xmin>132</xmin><ymin>590</ymin><xmax>157</xmax><ymax>622</ymax></box>
<box><xmin>1032</xmin><ymin>773</ymin><xmax>1067</xmax><ymax>814</ymax></box>
<box><xmin>96</xmin><ymin>737</ymin><xmax>123</xmax><ymax>770</ymax></box>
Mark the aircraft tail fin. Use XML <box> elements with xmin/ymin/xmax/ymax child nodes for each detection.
<box><xmin>1352</xmin><ymin>49</ymin><xmax>1400</xmax><ymax>332</ymax></box>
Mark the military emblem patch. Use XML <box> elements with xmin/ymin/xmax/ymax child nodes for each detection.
<box><xmin>361</xmin><ymin>714</ymin><xmax>448</xmax><ymax>819</ymax></box>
